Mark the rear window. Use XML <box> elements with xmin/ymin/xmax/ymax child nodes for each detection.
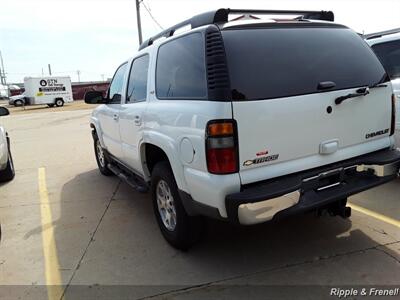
<box><xmin>222</xmin><ymin>26</ymin><xmax>388</xmax><ymax>100</ymax></box>
<box><xmin>372</xmin><ymin>39</ymin><xmax>400</xmax><ymax>79</ymax></box>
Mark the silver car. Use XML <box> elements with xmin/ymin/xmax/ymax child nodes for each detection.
<box><xmin>8</xmin><ymin>94</ymin><xmax>26</xmax><ymax>107</ymax></box>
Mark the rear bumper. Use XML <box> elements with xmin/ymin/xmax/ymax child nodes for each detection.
<box><xmin>226</xmin><ymin>148</ymin><xmax>400</xmax><ymax>225</ymax></box>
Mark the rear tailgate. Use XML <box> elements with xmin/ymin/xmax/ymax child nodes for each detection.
<box><xmin>222</xmin><ymin>24</ymin><xmax>394</xmax><ymax>184</ymax></box>
<box><xmin>232</xmin><ymin>87</ymin><xmax>392</xmax><ymax>184</ymax></box>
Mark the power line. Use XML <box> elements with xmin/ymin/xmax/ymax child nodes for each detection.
<box><xmin>141</xmin><ymin>0</ymin><xmax>164</xmax><ymax>30</ymax></box>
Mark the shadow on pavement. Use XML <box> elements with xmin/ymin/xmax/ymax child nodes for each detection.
<box><xmin>46</xmin><ymin>169</ymin><xmax>400</xmax><ymax>299</ymax></box>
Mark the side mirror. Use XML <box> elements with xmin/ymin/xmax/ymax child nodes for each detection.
<box><xmin>111</xmin><ymin>93</ymin><xmax>121</xmax><ymax>103</ymax></box>
<box><xmin>0</xmin><ymin>107</ymin><xmax>10</xmax><ymax>116</ymax></box>
<box><xmin>84</xmin><ymin>91</ymin><xmax>106</xmax><ymax>104</ymax></box>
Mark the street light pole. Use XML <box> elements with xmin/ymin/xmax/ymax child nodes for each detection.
<box><xmin>0</xmin><ymin>50</ymin><xmax>6</xmax><ymax>85</ymax></box>
<box><xmin>136</xmin><ymin>0</ymin><xmax>143</xmax><ymax>45</ymax></box>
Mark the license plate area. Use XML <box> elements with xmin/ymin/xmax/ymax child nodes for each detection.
<box><xmin>302</xmin><ymin>166</ymin><xmax>357</xmax><ymax>192</ymax></box>
<box><xmin>316</xmin><ymin>172</ymin><xmax>342</xmax><ymax>191</ymax></box>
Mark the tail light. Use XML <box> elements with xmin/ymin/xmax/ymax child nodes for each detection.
<box><xmin>391</xmin><ymin>93</ymin><xmax>396</xmax><ymax>136</ymax></box>
<box><xmin>206</xmin><ymin>120</ymin><xmax>239</xmax><ymax>174</ymax></box>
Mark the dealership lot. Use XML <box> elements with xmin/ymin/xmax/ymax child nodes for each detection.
<box><xmin>0</xmin><ymin>104</ymin><xmax>399</xmax><ymax>299</ymax></box>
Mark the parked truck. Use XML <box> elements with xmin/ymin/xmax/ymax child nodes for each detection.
<box><xmin>9</xmin><ymin>76</ymin><xmax>73</xmax><ymax>107</ymax></box>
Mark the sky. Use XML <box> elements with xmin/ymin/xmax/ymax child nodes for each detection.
<box><xmin>1</xmin><ymin>0</ymin><xmax>400</xmax><ymax>83</ymax></box>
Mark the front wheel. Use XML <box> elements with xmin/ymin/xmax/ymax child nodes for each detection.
<box><xmin>14</xmin><ymin>100</ymin><xmax>23</xmax><ymax>107</ymax></box>
<box><xmin>0</xmin><ymin>148</ymin><xmax>15</xmax><ymax>182</ymax></box>
<box><xmin>151</xmin><ymin>161</ymin><xmax>204</xmax><ymax>250</ymax></box>
<box><xmin>93</xmin><ymin>134</ymin><xmax>113</xmax><ymax>176</ymax></box>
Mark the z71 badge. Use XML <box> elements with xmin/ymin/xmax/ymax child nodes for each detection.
<box><xmin>243</xmin><ymin>154</ymin><xmax>279</xmax><ymax>166</ymax></box>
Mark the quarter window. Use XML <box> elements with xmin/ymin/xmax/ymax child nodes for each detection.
<box><xmin>156</xmin><ymin>33</ymin><xmax>207</xmax><ymax>99</ymax></box>
<box><xmin>126</xmin><ymin>55</ymin><xmax>149</xmax><ymax>103</ymax></box>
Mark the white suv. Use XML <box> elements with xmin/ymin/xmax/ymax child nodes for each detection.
<box><xmin>0</xmin><ymin>107</ymin><xmax>15</xmax><ymax>182</ymax></box>
<box><xmin>365</xmin><ymin>28</ymin><xmax>400</xmax><ymax>142</ymax></box>
<box><xmin>85</xmin><ymin>9</ymin><xmax>400</xmax><ymax>249</ymax></box>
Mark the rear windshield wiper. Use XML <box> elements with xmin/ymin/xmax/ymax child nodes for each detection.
<box><xmin>335</xmin><ymin>87</ymin><xmax>370</xmax><ymax>105</ymax></box>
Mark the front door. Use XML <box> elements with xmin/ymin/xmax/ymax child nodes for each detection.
<box><xmin>98</xmin><ymin>62</ymin><xmax>128</xmax><ymax>159</ymax></box>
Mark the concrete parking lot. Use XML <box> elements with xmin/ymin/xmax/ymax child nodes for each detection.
<box><xmin>0</xmin><ymin>103</ymin><xmax>399</xmax><ymax>299</ymax></box>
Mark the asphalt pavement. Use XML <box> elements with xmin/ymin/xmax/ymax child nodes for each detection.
<box><xmin>0</xmin><ymin>108</ymin><xmax>399</xmax><ymax>300</ymax></box>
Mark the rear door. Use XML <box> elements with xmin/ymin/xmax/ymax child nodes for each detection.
<box><xmin>222</xmin><ymin>25</ymin><xmax>393</xmax><ymax>184</ymax></box>
<box><xmin>119</xmin><ymin>54</ymin><xmax>150</xmax><ymax>173</ymax></box>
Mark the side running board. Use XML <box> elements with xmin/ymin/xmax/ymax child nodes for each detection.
<box><xmin>108</xmin><ymin>163</ymin><xmax>148</xmax><ymax>193</ymax></box>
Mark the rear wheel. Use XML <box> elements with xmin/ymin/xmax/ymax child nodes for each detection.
<box><xmin>151</xmin><ymin>161</ymin><xmax>204</xmax><ymax>250</ymax></box>
<box><xmin>0</xmin><ymin>148</ymin><xmax>15</xmax><ymax>182</ymax></box>
<box><xmin>55</xmin><ymin>98</ymin><xmax>64</xmax><ymax>107</ymax></box>
<box><xmin>93</xmin><ymin>134</ymin><xmax>113</xmax><ymax>176</ymax></box>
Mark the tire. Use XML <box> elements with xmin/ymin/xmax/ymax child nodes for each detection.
<box><xmin>47</xmin><ymin>104</ymin><xmax>55</xmax><ymax>108</ymax></box>
<box><xmin>0</xmin><ymin>148</ymin><xmax>15</xmax><ymax>182</ymax></box>
<box><xmin>93</xmin><ymin>133</ymin><xmax>113</xmax><ymax>176</ymax></box>
<box><xmin>14</xmin><ymin>100</ymin><xmax>23</xmax><ymax>107</ymax></box>
<box><xmin>151</xmin><ymin>161</ymin><xmax>204</xmax><ymax>250</ymax></box>
<box><xmin>55</xmin><ymin>99</ymin><xmax>64</xmax><ymax>107</ymax></box>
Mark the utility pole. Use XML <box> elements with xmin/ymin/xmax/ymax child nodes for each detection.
<box><xmin>48</xmin><ymin>64</ymin><xmax>52</xmax><ymax>76</ymax></box>
<box><xmin>0</xmin><ymin>50</ymin><xmax>6</xmax><ymax>85</ymax></box>
<box><xmin>136</xmin><ymin>0</ymin><xmax>143</xmax><ymax>45</ymax></box>
<box><xmin>42</xmin><ymin>68</ymin><xmax>44</xmax><ymax>76</ymax></box>
<box><xmin>77</xmin><ymin>70</ymin><xmax>81</xmax><ymax>82</ymax></box>
<box><xmin>101</xmin><ymin>74</ymin><xmax>105</xmax><ymax>81</ymax></box>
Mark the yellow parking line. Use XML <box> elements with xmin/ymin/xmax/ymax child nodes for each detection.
<box><xmin>38</xmin><ymin>167</ymin><xmax>63</xmax><ymax>300</ymax></box>
<box><xmin>348</xmin><ymin>202</ymin><xmax>400</xmax><ymax>228</ymax></box>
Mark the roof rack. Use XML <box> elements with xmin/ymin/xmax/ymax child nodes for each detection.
<box><xmin>363</xmin><ymin>28</ymin><xmax>400</xmax><ymax>40</ymax></box>
<box><xmin>138</xmin><ymin>8</ymin><xmax>334</xmax><ymax>50</ymax></box>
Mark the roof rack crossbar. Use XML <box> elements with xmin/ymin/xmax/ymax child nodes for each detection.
<box><xmin>364</xmin><ymin>28</ymin><xmax>400</xmax><ymax>40</ymax></box>
<box><xmin>138</xmin><ymin>8</ymin><xmax>334</xmax><ymax>50</ymax></box>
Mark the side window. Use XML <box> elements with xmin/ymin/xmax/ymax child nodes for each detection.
<box><xmin>108</xmin><ymin>63</ymin><xmax>128</xmax><ymax>103</ymax></box>
<box><xmin>372</xmin><ymin>40</ymin><xmax>400</xmax><ymax>80</ymax></box>
<box><xmin>126</xmin><ymin>55</ymin><xmax>149</xmax><ymax>103</ymax></box>
<box><xmin>156</xmin><ymin>33</ymin><xmax>207</xmax><ymax>99</ymax></box>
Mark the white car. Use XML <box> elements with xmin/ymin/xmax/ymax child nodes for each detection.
<box><xmin>0</xmin><ymin>107</ymin><xmax>15</xmax><ymax>182</ymax></box>
<box><xmin>85</xmin><ymin>9</ymin><xmax>400</xmax><ymax>250</ymax></box>
<box><xmin>365</xmin><ymin>29</ymin><xmax>400</xmax><ymax>134</ymax></box>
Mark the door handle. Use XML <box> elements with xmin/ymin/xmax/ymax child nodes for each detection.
<box><xmin>113</xmin><ymin>114</ymin><xmax>119</xmax><ymax>121</ymax></box>
<box><xmin>134</xmin><ymin>115</ymin><xmax>141</xmax><ymax>126</ymax></box>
